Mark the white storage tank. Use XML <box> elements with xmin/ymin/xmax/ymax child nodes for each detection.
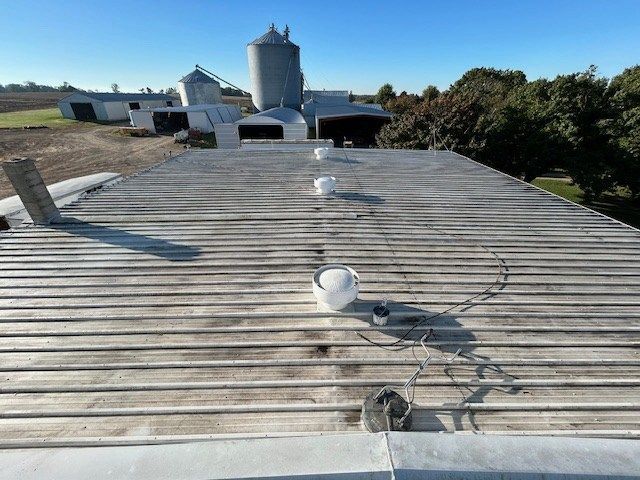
<box><xmin>247</xmin><ymin>24</ymin><xmax>302</xmax><ymax>112</ymax></box>
<box><xmin>178</xmin><ymin>68</ymin><xmax>222</xmax><ymax>106</ymax></box>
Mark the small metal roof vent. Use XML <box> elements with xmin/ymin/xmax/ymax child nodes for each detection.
<box><xmin>312</xmin><ymin>264</ymin><xmax>359</xmax><ymax>310</ymax></box>
<box><xmin>314</xmin><ymin>176</ymin><xmax>336</xmax><ymax>195</ymax></box>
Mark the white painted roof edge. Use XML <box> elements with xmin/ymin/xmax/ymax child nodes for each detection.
<box><xmin>0</xmin><ymin>172</ymin><xmax>122</xmax><ymax>226</ymax></box>
<box><xmin>2</xmin><ymin>432</ymin><xmax>639</xmax><ymax>479</ymax></box>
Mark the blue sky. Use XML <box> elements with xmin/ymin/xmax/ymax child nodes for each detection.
<box><xmin>1</xmin><ymin>0</ymin><xmax>639</xmax><ymax>94</ymax></box>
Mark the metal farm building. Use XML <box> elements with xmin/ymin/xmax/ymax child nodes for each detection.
<box><xmin>58</xmin><ymin>92</ymin><xmax>179</xmax><ymax>121</ymax></box>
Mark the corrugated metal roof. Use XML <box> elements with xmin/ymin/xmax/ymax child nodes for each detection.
<box><xmin>1</xmin><ymin>148</ymin><xmax>639</xmax><ymax>447</ymax></box>
<box><xmin>353</xmin><ymin>102</ymin><xmax>385</xmax><ymax>110</ymax></box>
<box><xmin>303</xmin><ymin>90</ymin><xmax>350</xmax><ymax>104</ymax></box>
<box><xmin>314</xmin><ymin>104</ymin><xmax>393</xmax><ymax>119</ymax></box>
<box><xmin>236</xmin><ymin>106</ymin><xmax>306</xmax><ymax>124</ymax></box>
<box><xmin>61</xmin><ymin>92</ymin><xmax>175</xmax><ymax>102</ymax></box>
<box><xmin>249</xmin><ymin>27</ymin><xmax>297</xmax><ymax>46</ymax></box>
<box><xmin>179</xmin><ymin>69</ymin><xmax>218</xmax><ymax>84</ymax></box>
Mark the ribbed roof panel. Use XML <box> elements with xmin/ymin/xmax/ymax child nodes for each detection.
<box><xmin>249</xmin><ymin>28</ymin><xmax>297</xmax><ymax>46</ymax></box>
<box><xmin>179</xmin><ymin>69</ymin><xmax>217</xmax><ymax>84</ymax></box>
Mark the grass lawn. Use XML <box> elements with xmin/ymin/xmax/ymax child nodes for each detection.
<box><xmin>532</xmin><ymin>177</ymin><xmax>640</xmax><ymax>229</ymax></box>
<box><xmin>0</xmin><ymin>108</ymin><xmax>77</xmax><ymax>128</ymax></box>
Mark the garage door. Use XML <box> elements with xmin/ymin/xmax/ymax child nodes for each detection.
<box><xmin>238</xmin><ymin>125</ymin><xmax>283</xmax><ymax>140</ymax></box>
<box><xmin>70</xmin><ymin>103</ymin><xmax>97</xmax><ymax>121</ymax></box>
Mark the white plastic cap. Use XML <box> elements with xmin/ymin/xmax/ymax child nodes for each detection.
<box><xmin>312</xmin><ymin>264</ymin><xmax>360</xmax><ymax>311</ymax></box>
<box><xmin>314</xmin><ymin>176</ymin><xmax>336</xmax><ymax>194</ymax></box>
<box><xmin>314</xmin><ymin>147</ymin><xmax>329</xmax><ymax>159</ymax></box>
<box><xmin>319</xmin><ymin>268</ymin><xmax>356</xmax><ymax>293</ymax></box>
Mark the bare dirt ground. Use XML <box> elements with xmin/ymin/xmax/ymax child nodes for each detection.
<box><xmin>0</xmin><ymin>124</ymin><xmax>176</xmax><ymax>199</ymax></box>
<box><xmin>0</xmin><ymin>93</ymin><xmax>252</xmax><ymax>199</ymax></box>
<box><xmin>0</xmin><ymin>92</ymin><xmax>68</xmax><ymax>113</ymax></box>
<box><xmin>221</xmin><ymin>95</ymin><xmax>253</xmax><ymax>110</ymax></box>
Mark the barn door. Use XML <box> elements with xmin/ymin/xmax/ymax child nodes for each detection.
<box><xmin>70</xmin><ymin>103</ymin><xmax>97</xmax><ymax>121</ymax></box>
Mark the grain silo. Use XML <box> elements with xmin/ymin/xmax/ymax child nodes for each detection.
<box><xmin>247</xmin><ymin>24</ymin><xmax>302</xmax><ymax>112</ymax></box>
<box><xmin>178</xmin><ymin>68</ymin><xmax>222</xmax><ymax>106</ymax></box>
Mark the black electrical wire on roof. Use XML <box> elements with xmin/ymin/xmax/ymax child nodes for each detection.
<box><xmin>340</xmin><ymin>151</ymin><xmax>505</xmax><ymax>352</ymax></box>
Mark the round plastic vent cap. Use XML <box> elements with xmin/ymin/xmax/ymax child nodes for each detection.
<box><xmin>312</xmin><ymin>264</ymin><xmax>360</xmax><ymax>311</ymax></box>
<box><xmin>319</xmin><ymin>268</ymin><xmax>355</xmax><ymax>293</ymax></box>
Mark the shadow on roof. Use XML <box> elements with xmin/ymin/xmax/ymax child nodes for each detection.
<box><xmin>50</xmin><ymin>218</ymin><xmax>201</xmax><ymax>261</ymax></box>
<box><xmin>353</xmin><ymin>299</ymin><xmax>521</xmax><ymax>431</ymax></box>
<box><xmin>323</xmin><ymin>155</ymin><xmax>361</xmax><ymax>165</ymax></box>
<box><xmin>354</xmin><ymin>300</ymin><xmax>473</xmax><ymax>348</ymax></box>
<box><xmin>335</xmin><ymin>192</ymin><xmax>385</xmax><ymax>205</ymax></box>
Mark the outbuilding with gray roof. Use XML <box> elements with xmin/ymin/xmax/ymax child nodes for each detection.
<box><xmin>58</xmin><ymin>92</ymin><xmax>180</xmax><ymax>121</ymax></box>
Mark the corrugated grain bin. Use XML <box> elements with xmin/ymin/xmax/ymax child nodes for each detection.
<box><xmin>247</xmin><ymin>24</ymin><xmax>302</xmax><ymax>112</ymax></box>
<box><xmin>178</xmin><ymin>69</ymin><xmax>222</xmax><ymax>106</ymax></box>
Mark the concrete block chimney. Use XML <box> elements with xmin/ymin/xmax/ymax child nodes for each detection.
<box><xmin>2</xmin><ymin>158</ymin><xmax>60</xmax><ymax>224</ymax></box>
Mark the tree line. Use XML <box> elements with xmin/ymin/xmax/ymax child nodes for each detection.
<box><xmin>2</xmin><ymin>81</ymin><xmax>248</xmax><ymax>98</ymax></box>
<box><xmin>0</xmin><ymin>81</ymin><xmax>78</xmax><ymax>93</ymax></box>
<box><xmin>375</xmin><ymin>66</ymin><xmax>640</xmax><ymax>202</ymax></box>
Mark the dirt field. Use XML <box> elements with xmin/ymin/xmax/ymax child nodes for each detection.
<box><xmin>0</xmin><ymin>124</ymin><xmax>176</xmax><ymax>199</ymax></box>
<box><xmin>221</xmin><ymin>95</ymin><xmax>253</xmax><ymax>110</ymax></box>
<box><xmin>0</xmin><ymin>92</ymin><xmax>68</xmax><ymax>113</ymax></box>
<box><xmin>0</xmin><ymin>93</ymin><xmax>253</xmax><ymax>199</ymax></box>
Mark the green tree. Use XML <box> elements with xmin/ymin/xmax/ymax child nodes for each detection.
<box><xmin>450</xmin><ymin>67</ymin><xmax>527</xmax><ymax>100</ymax></box>
<box><xmin>546</xmin><ymin>67</ymin><xmax>613</xmax><ymax>200</ymax></box>
<box><xmin>378</xmin><ymin>65</ymin><xmax>633</xmax><ymax>201</ymax></box>
<box><xmin>480</xmin><ymin>79</ymin><xmax>560</xmax><ymax>181</ymax></box>
<box><xmin>377</xmin><ymin>90</ymin><xmax>484</xmax><ymax>152</ymax></box>
<box><xmin>386</xmin><ymin>91</ymin><xmax>420</xmax><ymax>114</ymax></box>
<box><xmin>111</xmin><ymin>83</ymin><xmax>120</xmax><ymax>93</ymax></box>
<box><xmin>375</xmin><ymin>83</ymin><xmax>396</xmax><ymax>107</ymax></box>
<box><xmin>607</xmin><ymin>65</ymin><xmax>640</xmax><ymax>200</ymax></box>
<box><xmin>422</xmin><ymin>85</ymin><xmax>440</xmax><ymax>102</ymax></box>
<box><xmin>57</xmin><ymin>81</ymin><xmax>77</xmax><ymax>92</ymax></box>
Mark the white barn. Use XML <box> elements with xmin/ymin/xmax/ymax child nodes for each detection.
<box><xmin>58</xmin><ymin>92</ymin><xmax>179</xmax><ymax>121</ymax></box>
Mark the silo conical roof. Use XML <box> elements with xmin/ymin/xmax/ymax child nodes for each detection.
<box><xmin>179</xmin><ymin>69</ymin><xmax>217</xmax><ymax>84</ymax></box>
<box><xmin>249</xmin><ymin>27</ymin><xmax>297</xmax><ymax>46</ymax></box>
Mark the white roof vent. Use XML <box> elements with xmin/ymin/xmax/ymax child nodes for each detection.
<box><xmin>314</xmin><ymin>147</ymin><xmax>329</xmax><ymax>159</ymax></box>
<box><xmin>314</xmin><ymin>176</ymin><xmax>336</xmax><ymax>195</ymax></box>
<box><xmin>312</xmin><ymin>264</ymin><xmax>359</xmax><ymax>310</ymax></box>
<box><xmin>319</xmin><ymin>268</ymin><xmax>354</xmax><ymax>292</ymax></box>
